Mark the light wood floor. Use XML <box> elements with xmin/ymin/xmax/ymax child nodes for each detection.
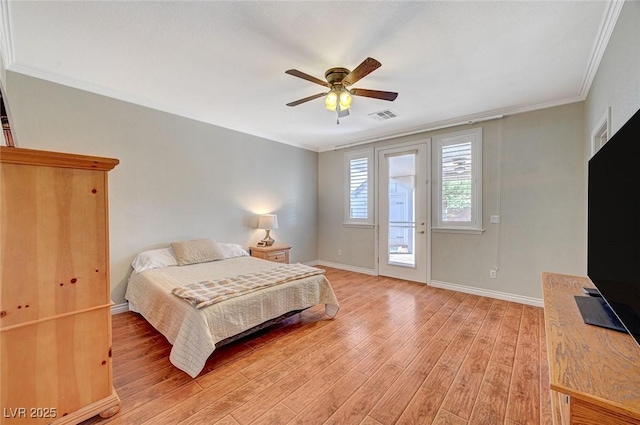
<box><xmin>85</xmin><ymin>268</ymin><xmax>552</xmax><ymax>425</ymax></box>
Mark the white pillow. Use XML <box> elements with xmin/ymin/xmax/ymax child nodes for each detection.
<box><xmin>131</xmin><ymin>247</ymin><xmax>178</xmax><ymax>273</ymax></box>
<box><xmin>218</xmin><ymin>243</ymin><xmax>250</xmax><ymax>259</ymax></box>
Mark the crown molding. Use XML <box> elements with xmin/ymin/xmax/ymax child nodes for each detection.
<box><xmin>7</xmin><ymin>62</ymin><xmax>320</xmax><ymax>152</ymax></box>
<box><xmin>579</xmin><ymin>0</ymin><xmax>624</xmax><ymax>98</ymax></box>
<box><xmin>324</xmin><ymin>95</ymin><xmax>585</xmax><ymax>152</ymax></box>
<box><xmin>0</xmin><ymin>0</ymin><xmax>13</xmax><ymax>72</ymax></box>
<box><xmin>0</xmin><ymin>0</ymin><xmax>13</xmax><ymax>68</ymax></box>
<box><xmin>2</xmin><ymin>0</ymin><xmax>622</xmax><ymax>154</ymax></box>
<box><xmin>6</xmin><ymin>60</ymin><xmax>590</xmax><ymax>155</ymax></box>
<box><xmin>324</xmin><ymin>0</ymin><xmax>624</xmax><ymax>153</ymax></box>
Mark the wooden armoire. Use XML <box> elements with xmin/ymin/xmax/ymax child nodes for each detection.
<box><xmin>0</xmin><ymin>147</ymin><xmax>120</xmax><ymax>424</ymax></box>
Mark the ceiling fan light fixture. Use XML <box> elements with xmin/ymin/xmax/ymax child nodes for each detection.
<box><xmin>324</xmin><ymin>91</ymin><xmax>338</xmax><ymax>111</ymax></box>
<box><xmin>285</xmin><ymin>57</ymin><xmax>397</xmax><ymax>119</ymax></box>
<box><xmin>339</xmin><ymin>90</ymin><xmax>352</xmax><ymax>111</ymax></box>
<box><xmin>325</xmin><ymin>88</ymin><xmax>352</xmax><ymax>112</ymax></box>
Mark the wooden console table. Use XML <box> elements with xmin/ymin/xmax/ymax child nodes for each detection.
<box><xmin>542</xmin><ymin>272</ymin><xmax>640</xmax><ymax>425</ymax></box>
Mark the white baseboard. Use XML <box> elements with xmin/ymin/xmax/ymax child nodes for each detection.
<box><xmin>309</xmin><ymin>262</ymin><xmax>542</xmax><ymax>307</ymax></box>
<box><xmin>111</xmin><ymin>302</ymin><xmax>129</xmax><ymax>315</ymax></box>
<box><xmin>123</xmin><ymin>259</ymin><xmax>539</xmax><ymax>309</ymax></box>
<box><xmin>430</xmin><ymin>280</ymin><xmax>543</xmax><ymax>307</ymax></box>
<box><xmin>310</xmin><ymin>260</ymin><xmax>377</xmax><ymax>276</ymax></box>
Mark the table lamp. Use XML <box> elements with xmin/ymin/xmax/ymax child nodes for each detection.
<box><xmin>257</xmin><ymin>214</ymin><xmax>278</xmax><ymax>246</ymax></box>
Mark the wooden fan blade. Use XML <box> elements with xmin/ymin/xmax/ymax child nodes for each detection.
<box><xmin>285</xmin><ymin>69</ymin><xmax>330</xmax><ymax>87</ymax></box>
<box><xmin>350</xmin><ymin>88</ymin><xmax>398</xmax><ymax>101</ymax></box>
<box><xmin>286</xmin><ymin>92</ymin><xmax>327</xmax><ymax>107</ymax></box>
<box><xmin>342</xmin><ymin>57</ymin><xmax>381</xmax><ymax>86</ymax></box>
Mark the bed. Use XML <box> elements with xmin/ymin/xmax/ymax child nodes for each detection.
<box><xmin>124</xmin><ymin>240</ymin><xmax>340</xmax><ymax>378</ymax></box>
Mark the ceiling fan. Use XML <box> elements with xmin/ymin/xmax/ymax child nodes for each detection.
<box><xmin>285</xmin><ymin>57</ymin><xmax>398</xmax><ymax>124</ymax></box>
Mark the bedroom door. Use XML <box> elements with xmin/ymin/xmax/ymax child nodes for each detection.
<box><xmin>377</xmin><ymin>142</ymin><xmax>430</xmax><ymax>283</ymax></box>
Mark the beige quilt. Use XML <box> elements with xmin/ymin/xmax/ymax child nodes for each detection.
<box><xmin>125</xmin><ymin>256</ymin><xmax>340</xmax><ymax>377</ymax></box>
<box><xmin>172</xmin><ymin>263</ymin><xmax>325</xmax><ymax>309</ymax></box>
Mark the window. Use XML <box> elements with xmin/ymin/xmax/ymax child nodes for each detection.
<box><xmin>344</xmin><ymin>149</ymin><xmax>374</xmax><ymax>226</ymax></box>
<box><xmin>591</xmin><ymin>107</ymin><xmax>610</xmax><ymax>157</ymax></box>
<box><xmin>434</xmin><ymin>128</ymin><xmax>482</xmax><ymax>232</ymax></box>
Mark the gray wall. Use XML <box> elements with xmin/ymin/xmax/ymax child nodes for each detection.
<box><xmin>3</xmin><ymin>1</ymin><xmax>636</xmax><ymax>306</ymax></box>
<box><xmin>585</xmin><ymin>0</ymin><xmax>640</xmax><ymax>149</ymax></box>
<box><xmin>318</xmin><ymin>103</ymin><xmax>586</xmax><ymax>300</ymax></box>
<box><xmin>5</xmin><ymin>72</ymin><xmax>318</xmax><ymax>305</ymax></box>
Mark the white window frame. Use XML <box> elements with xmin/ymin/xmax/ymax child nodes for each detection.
<box><xmin>344</xmin><ymin>148</ymin><xmax>374</xmax><ymax>227</ymax></box>
<box><xmin>591</xmin><ymin>107</ymin><xmax>611</xmax><ymax>158</ymax></box>
<box><xmin>433</xmin><ymin>127</ymin><xmax>483</xmax><ymax>233</ymax></box>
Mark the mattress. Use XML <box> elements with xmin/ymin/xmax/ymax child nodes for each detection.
<box><xmin>125</xmin><ymin>256</ymin><xmax>339</xmax><ymax>377</ymax></box>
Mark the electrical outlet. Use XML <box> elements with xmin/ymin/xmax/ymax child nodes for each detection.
<box><xmin>490</xmin><ymin>269</ymin><xmax>497</xmax><ymax>279</ymax></box>
<box><xmin>338</xmin><ymin>249</ymin><xmax>342</xmax><ymax>256</ymax></box>
<box><xmin>490</xmin><ymin>215</ymin><xmax>501</xmax><ymax>224</ymax></box>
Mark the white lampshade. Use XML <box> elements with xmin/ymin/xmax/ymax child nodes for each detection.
<box><xmin>257</xmin><ymin>214</ymin><xmax>278</xmax><ymax>230</ymax></box>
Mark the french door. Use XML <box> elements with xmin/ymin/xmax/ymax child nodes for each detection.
<box><xmin>377</xmin><ymin>142</ymin><xmax>430</xmax><ymax>283</ymax></box>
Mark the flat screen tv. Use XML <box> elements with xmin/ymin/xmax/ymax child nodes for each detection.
<box><xmin>587</xmin><ymin>107</ymin><xmax>640</xmax><ymax>346</ymax></box>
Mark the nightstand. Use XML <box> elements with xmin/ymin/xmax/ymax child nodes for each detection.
<box><xmin>250</xmin><ymin>243</ymin><xmax>291</xmax><ymax>264</ymax></box>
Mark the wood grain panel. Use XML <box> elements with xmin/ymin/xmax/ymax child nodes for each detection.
<box><xmin>172</xmin><ymin>364</ymin><xmax>294</xmax><ymax>425</ymax></box>
<box><xmin>82</xmin><ymin>269</ymin><xmax>557</xmax><ymax>425</ymax></box>
<box><xmin>571</xmin><ymin>398</ymin><xmax>640</xmax><ymax>425</ymax></box>
<box><xmin>355</xmin><ymin>289</ymin><xmax>455</xmax><ymax>375</ymax></box>
<box><xmin>440</xmin><ymin>299</ymin><xmax>507</xmax><ymax>420</ymax></box>
<box><xmin>287</xmin><ymin>369</ymin><xmax>368</xmax><ymax>424</ymax></box>
<box><xmin>99</xmin><ymin>382</ymin><xmax>202</xmax><ymax>425</ymax></box>
<box><xmin>0</xmin><ymin>146</ymin><xmax>119</xmax><ymax>171</ymax></box>
<box><xmin>228</xmin><ymin>329</ymin><xmax>372</xmax><ymax>424</ymax></box>
<box><xmin>248</xmin><ymin>403</ymin><xmax>295</xmax><ymax>425</ymax></box>
<box><xmin>539</xmin><ymin>309</ymin><xmax>553</xmax><ymax>425</ymax></box>
<box><xmin>491</xmin><ymin>302</ymin><xmax>523</xmax><ymax>367</ymax></box>
<box><xmin>542</xmin><ymin>272</ymin><xmax>640</xmax><ymax>420</ymax></box>
<box><xmin>432</xmin><ymin>409</ymin><xmax>468</xmax><ymax>425</ymax></box>
<box><xmin>386</xmin><ymin>291</ymin><xmax>468</xmax><ymax>369</ymax></box>
<box><xmin>551</xmin><ymin>390</ymin><xmax>570</xmax><ymax>425</ymax></box>
<box><xmin>139</xmin><ymin>372</ymin><xmax>250</xmax><ymax>425</ymax></box>
<box><xmin>506</xmin><ymin>305</ymin><xmax>541</xmax><ymax>425</ymax></box>
<box><xmin>1</xmin><ymin>147</ymin><xmax>119</xmax><ymax>425</ymax></box>
<box><xmin>281</xmin><ymin>338</ymin><xmax>379</xmax><ymax>414</ymax></box>
<box><xmin>228</xmin><ymin>286</ymin><xmax>409</xmax><ymax>424</ymax></box>
<box><xmin>369</xmin><ymin>294</ymin><xmax>476</xmax><ymax>424</ymax></box>
<box><xmin>467</xmin><ymin>362</ymin><xmax>512</xmax><ymax>425</ymax></box>
<box><xmin>1</xmin><ymin>308</ymin><xmax>112</xmax><ymax>424</ymax></box>
<box><xmin>368</xmin><ymin>284</ymin><xmax>439</xmax><ymax>340</ymax></box>
<box><xmin>324</xmin><ymin>363</ymin><xmax>403</xmax><ymax>425</ymax></box>
<box><xmin>396</xmin><ymin>296</ymin><xmax>485</xmax><ymax>424</ymax></box>
<box><xmin>212</xmin><ymin>415</ymin><xmax>240</xmax><ymax>425</ymax></box>
<box><xmin>1</xmin><ymin>164</ymin><xmax>109</xmax><ymax>328</ymax></box>
<box><xmin>359</xmin><ymin>417</ymin><xmax>384</xmax><ymax>425</ymax></box>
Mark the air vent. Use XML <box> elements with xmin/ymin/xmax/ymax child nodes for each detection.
<box><xmin>368</xmin><ymin>109</ymin><xmax>398</xmax><ymax>121</ymax></box>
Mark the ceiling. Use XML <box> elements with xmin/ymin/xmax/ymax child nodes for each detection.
<box><xmin>0</xmin><ymin>1</ymin><xmax>621</xmax><ymax>152</ymax></box>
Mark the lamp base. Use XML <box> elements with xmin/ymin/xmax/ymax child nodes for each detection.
<box><xmin>261</xmin><ymin>229</ymin><xmax>275</xmax><ymax>246</ymax></box>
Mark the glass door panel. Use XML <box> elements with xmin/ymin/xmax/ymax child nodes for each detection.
<box><xmin>387</xmin><ymin>154</ymin><xmax>416</xmax><ymax>267</ymax></box>
<box><xmin>377</xmin><ymin>142</ymin><xmax>429</xmax><ymax>283</ymax></box>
